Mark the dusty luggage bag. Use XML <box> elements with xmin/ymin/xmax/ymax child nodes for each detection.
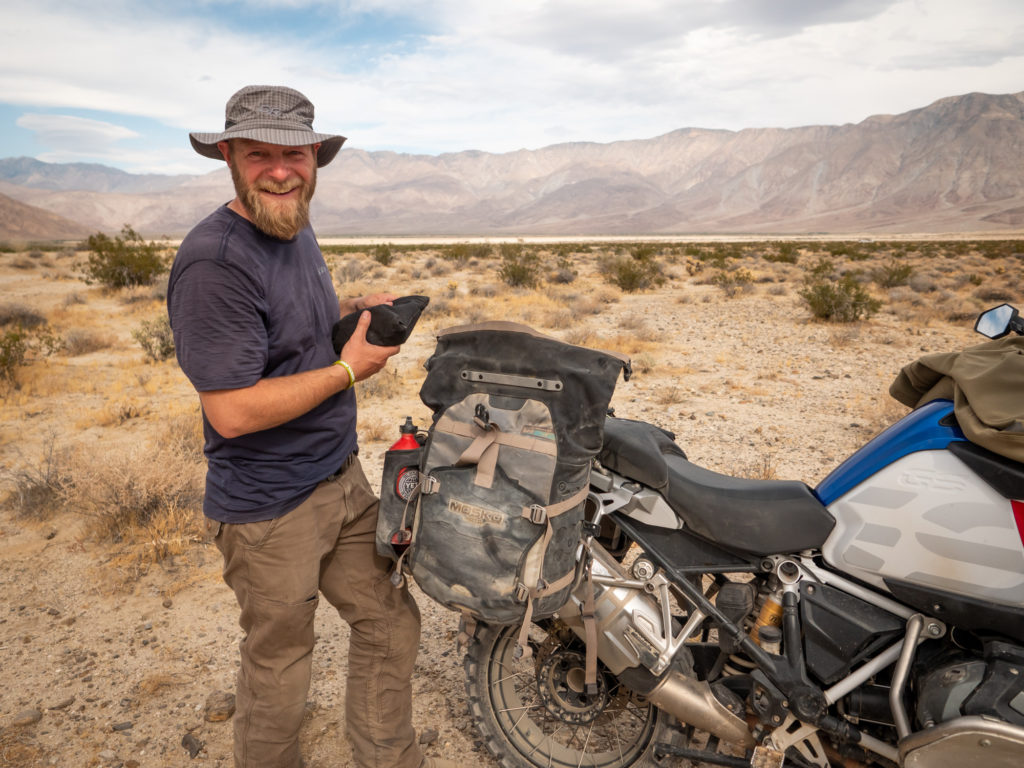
<box><xmin>407</xmin><ymin>321</ymin><xmax>630</xmax><ymax>625</ymax></box>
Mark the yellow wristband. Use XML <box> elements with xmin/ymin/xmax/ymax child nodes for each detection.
<box><xmin>334</xmin><ymin>359</ymin><xmax>356</xmax><ymax>389</ymax></box>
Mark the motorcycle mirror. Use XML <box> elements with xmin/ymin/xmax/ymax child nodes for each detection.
<box><xmin>975</xmin><ymin>304</ymin><xmax>1021</xmax><ymax>339</ymax></box>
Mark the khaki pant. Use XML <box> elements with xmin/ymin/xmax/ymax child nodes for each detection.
<box><xmin>214</xmin><ymin>456</ymin><xmax>423</xmax><ymax>768</ymax></box>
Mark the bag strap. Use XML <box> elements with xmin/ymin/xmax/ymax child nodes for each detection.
<box><xmin>521</xmin><ymin>484</ymin><xmax>588</xmax><ymax>524</ymax></box>
<box><xmin>439</xmin><ymin>416</ymin><xmax>557</xmax><ymax>490</ymax></box>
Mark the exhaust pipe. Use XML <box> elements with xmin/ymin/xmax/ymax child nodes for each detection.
<box><xmin>646</xmin><ymin>669</ymin><xmax>755</xmax><ymax>748</ymax></box>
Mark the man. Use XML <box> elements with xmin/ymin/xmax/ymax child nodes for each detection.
<box><xmin>168</xmin><ymin>85</ymin><xmax>450</xmax><ymax>768</ymax></box>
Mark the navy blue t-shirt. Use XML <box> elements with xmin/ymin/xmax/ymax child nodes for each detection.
<box><xmin>167</xmin><ymin>205</ymin><xmax>356</xmax><ymax>523</ymax></box>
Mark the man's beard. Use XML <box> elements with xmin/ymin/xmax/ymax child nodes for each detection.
<box><xmin>230</xmin><ymin>160</ymin><xmax>316</xmax><ymax>241</ymax></box>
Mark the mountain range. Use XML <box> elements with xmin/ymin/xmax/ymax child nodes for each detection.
<box><xmin>2</xmin><ymin>90</ymin><xmax>1023</xmax><ymax>241</ymax></box>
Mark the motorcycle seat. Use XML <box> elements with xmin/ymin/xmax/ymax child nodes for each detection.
<box><xmin>601</xmin><ymin>417</ymin><xmax>836</xmax><ymax>555</ymax></box>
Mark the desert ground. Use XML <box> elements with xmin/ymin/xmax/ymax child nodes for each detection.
<box><xmin>0</xmin><ymin>235</ymin><xmax>1021</xmax><ymax>767</ymax></box>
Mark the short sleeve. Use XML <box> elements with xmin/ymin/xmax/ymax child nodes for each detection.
<box><xmin>169</xmin><ymin>259</ymin><xmax>268</xmax><ymax>391</ymax></box>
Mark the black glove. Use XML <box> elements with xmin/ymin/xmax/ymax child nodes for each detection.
<box><xmin>331</xmin><ymin>295</ymin><xmax>430</xmax><ymax>353</ymax></box>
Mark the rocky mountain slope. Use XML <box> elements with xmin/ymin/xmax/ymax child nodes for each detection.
<box><xmin>2</xmin><ymin>90</ymin><xmax>1023</xmax><ymax>239</ymax></box>
<box><xmin>0</xmin><ymin>192</ymin><xmax>89</xmax><ymax>241</ymax></box>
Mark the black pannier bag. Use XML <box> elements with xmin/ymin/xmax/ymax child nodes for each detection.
<box><xmin>390</xmin><ymin>321</ymin><xmax>630</xmax><ymax>627</ymax></box>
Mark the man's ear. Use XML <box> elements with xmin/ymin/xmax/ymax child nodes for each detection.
<box><xmin>217</xmin><ymin>140</ymin><xmax>232</xmax><ymax>164</ymax></box>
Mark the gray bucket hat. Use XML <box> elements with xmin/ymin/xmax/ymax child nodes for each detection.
<box><xmin>190</xmin><ymin>85</ymin><xmax>346</xmax><ymax>167</ymax></box>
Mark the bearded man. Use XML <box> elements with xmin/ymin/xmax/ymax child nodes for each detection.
<box><xmin>167</xmin><ymin>85</ymin><xmax>452</xmax><ymax>768</ymax></box>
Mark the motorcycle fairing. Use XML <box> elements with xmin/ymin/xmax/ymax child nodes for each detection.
<box><xmin>603</xmin><ymin>418</ymin><xmax>835</xmax><ymax>556</ymax></box>
<box><xmin>815</xmin><ymin>399</ymin><xmax>965</xmax><ymax>505</ymax></box>
<box><xmin>798</xmin><ymin>581</ymin><xmax>904</xmax><ymax>685</ymax></box>
<box><xmin>822</xmin><ymin>447</ymin><xmax>1024</xmax><ymax>608</ymax></box>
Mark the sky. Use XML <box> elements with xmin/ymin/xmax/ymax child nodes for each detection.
<box><xmin>1</xmin><ymin>0</ymin><xmax>1022</xmax><ymax>176</ymax></box>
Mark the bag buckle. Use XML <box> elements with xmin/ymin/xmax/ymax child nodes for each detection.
<box><xmin>528</xmin><ymin>504</ymin><xmax>547</xmax><ymax>525</ymax></box>
<box><xmin>514</xmin><ymin>583</ymin><xmax>530</xmax><ymax>602</ymax></box>
<box><xmin>420</xmin><ymin>475</ymin><xmax>440</xmax><ymax>495</ymax></box>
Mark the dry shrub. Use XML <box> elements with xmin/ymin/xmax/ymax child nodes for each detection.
<box><xmin>358</xmin><ymin>414</ymin><xmax>393</xmax><ymax>442</ymax></box>
<box><xmin>67</xmin><ymin>442</ymin><xmax>205</xmax><ymax>552</ymax></box>
<box><xmin>62</xmin><ymin>292</ymin><xmax>87</xmax><ymax>308</ymax></box>
<box><xmin>89</xmin><ymin>398</ymin><xmax>149</xmax><ymax>427</ymax></box>
<box><xmin>357</xmin><ymin>367</ymin><xmax>404</xmax><ymax>400</ymax></box>
<box><xmin>136</xmin><ymin>672</ymin><xmax>191</xmax><ymax>697</ymax></box>
<box><xmin>539</xmin><ymin>308</ymin><xmax>574</xmax><ymax>329</ymax></box>
<box><xmin>0</xmin><ymin>302</ymin><xmax>47</xmax><ymax>329</ymax></box>
<box><xmin>617</xmin><ymin>314</ymin><xmax>660</xmax><ymax>342</ymax></box>
<box><xmin>563</xmin><ymin>326</ymin><xmax>596</xmax><ymax>347</ymax></box>
<box><xmin>0</xmin><ymin>431</ymin><xmax>72</xmax><ymax>519</ymax></box>
<box><xmin>631</xmin><ymin>352</ymin><xmax>657</xmax><ymax>375</ymax></box>
<box><xmin>63</xmin><ymin>329</ymin><xmax>113</xmax><ymax>356</ymax></box>
<box><xmin>731</xmin><ymin>454</ymin><xmax>778</xmax><ymax>480</ymax></box>
<box><xmin>828</xmin><ymin>326</ymin><xmax>861</xmax><ymax>349</ymax></box>
<box><xmin>156</xmin><ymin>402</ymin><xmax>205</xmax><ymax>463</ymax></box>
<box><xmin>653</xmin><ymin>385</ymin><xmax>685</xmax><ymax>405</ymax></box>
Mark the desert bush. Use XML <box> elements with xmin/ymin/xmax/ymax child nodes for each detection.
<box><xmin>0</xmin><ymin>303</ymin><xmax>47</xmax><ymax>329</ymax></box>
<box><xmin>764</xmin><ymin>242</ymin><xmax>799</xmax><ymax>264</ymax></box>
<box><xmin>549</xmin><ymin>256</ymin><xmax>577</xmax><ymax>284</ymax></box>
<box><xmin>358</xmin><ymin>367</ymin><xmax>404</xmax><ymax>400</ymax></box>
<box><xmin>0</xmin><ymin>328</ymin><xmax>28</xmax><ymax>384</ymax></box>
<box><xmin>0</xmin><ymin>322</ymin><xmax>62</xmax><ymax>385</ymax></box>
<box><xmin>156</xmin><ymin>405</ymin><xmax>206</xmax><ymax>464</ymax></box>
<box><xmin>62</xmin><ymin>292</ymin><xmax>87</xmax><ymax>308</ymax></box>
<box><xmin>68</xmin><ymin>443</ymin><xmax>205</xmax><ymax>550</ymax></box>
<box><xmin>973</xmin><ymin>285</ymin><xmax>1016</xmax><ymax>302</ymax></box>
<box><xmin>498</xmin><ymin>242</ymin><xmax>542</xmax><ymax>288</ymax></box>
<box><xmin>83</xmin><ymin>225</ymin><xmax>168</xmax><ymax>289</ymax></box>
<box><xmin>597</xmin><ymin>246</ymin><xmax>666</xmax><ymax>292</ymax></box>
<box><xmin>334</xmin><ymin>257</ymin><xmax>366</xmax><ymax>283</ymax></box>
<box><xmin>132</xmin><ymin>315</ymin><xmax>175</xmax><ymax>362</ymax></box>
<box><xmin>0</xmin><ymin>432</ymin><xmax>72</xmax><ymax>518</ymax></box>
<box><xmin>372</xmin><ymin>243</ymin><xmax>393</xmax><ymax>266</ymax></box>
<box><xmin>908</xmin><ymin>274</ymin><xmax>938</xmax><ymax>294</ymax></box>
<box><xmin>470</xmin><ymin>284</ymin><xmax>499</xmax><ymax>298</ymax></box>
<box><xmin>800</xmin><ymin>258</ymin><xmax>882</xmax><ymax>322</ymax></box>
<box><xmin>873</xmin><ymin>258</ymin><xmax>915</xmax><ymax>288</ymax></box>
<box><xmin>711</xmin><ymin>266</ymin><xmax>755</xmax><ymax>297</ymax></box>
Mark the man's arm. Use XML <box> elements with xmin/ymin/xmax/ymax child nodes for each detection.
<box><xmin>199</xmin><ymin>310</ymin><xmax>398</xmax><ymax>438</ymax></box>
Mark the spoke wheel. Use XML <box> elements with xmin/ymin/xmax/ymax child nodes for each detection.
<box><xmin>464</xmin><ymin>621</ymin><xmax>683</xmax><ymax>768</ymax></box>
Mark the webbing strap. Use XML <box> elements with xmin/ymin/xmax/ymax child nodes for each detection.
<box><xmin>455</xmin><ymin>428</ymin><xmax>501</xmax><ymax>488</ymax></box>
<box><xmin>438</xmin><ymin>417</ymin><xmax>558</xmax><ymax>455</ymax></box>
<box><xmin>520</xmin><ymin>484</ymin><xmax>588</xmax><ymax>523</ymax></box>
<box><xmin>514</xmin><ymin>567</ymin><xmax>579</xmax><ymax>663</ymax></box>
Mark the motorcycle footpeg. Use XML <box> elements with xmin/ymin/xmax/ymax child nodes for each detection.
<box><xmin>750</xmin><ymin>744</ymin><xmax>785</xmax><ymax>768</ymax></box>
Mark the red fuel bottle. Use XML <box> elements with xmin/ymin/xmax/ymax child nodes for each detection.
<box><xmin>389</xmin><ymin>417</ymin><xmax>420</xmax><ymax>555</ymax></box>
<box><xmin>390</xmin><ymin>416</ymin><xmax>419</xmax><ymax>451</ymax></box>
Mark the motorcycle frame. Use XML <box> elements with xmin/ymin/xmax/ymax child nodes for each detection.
<box><xmin>586</xmin><ymin>483</ymin><xmax>949</xmax><ymax>765</ymax></box>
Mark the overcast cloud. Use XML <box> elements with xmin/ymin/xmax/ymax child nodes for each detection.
<box><xmin>2</xmin><ymin>0</ymin><xmax>1022</xmax><ymax>174</ymax></box>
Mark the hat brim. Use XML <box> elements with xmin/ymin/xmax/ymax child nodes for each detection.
<box><xmin>190</xmin><ymin>127</ymin><xmax>346</xmax><ymax>167</ymax></box>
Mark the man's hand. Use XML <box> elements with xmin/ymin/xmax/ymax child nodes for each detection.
<box><xmin>339</xmin><ymin>310</ymin><xmax>400</xmax><ymax>382</ymax></box>
<box><xmin>339</xmin><ymin>292</ymin><xmax>398</xmax><ymax>316</ymax></box>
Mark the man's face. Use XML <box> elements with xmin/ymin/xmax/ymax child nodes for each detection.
<box><xmin>219</xmin><ymin>139</ymin><xmax>319</xmax><ymax>240</ymax></box>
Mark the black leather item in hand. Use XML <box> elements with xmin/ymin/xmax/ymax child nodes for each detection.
<box><xmin>331</xmin><ymin>295</ymin><xmax>430</xmax><ymax>353</ymax></box>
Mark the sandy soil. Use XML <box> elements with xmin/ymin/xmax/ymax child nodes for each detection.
<box><xmin>0</xmin><ymin>240</ymin><xmax>1010</xmax><ymax>767</ymax></box>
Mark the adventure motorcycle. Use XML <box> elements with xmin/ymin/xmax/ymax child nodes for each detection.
<box><xmin>459</xmin><ymin>305</ymin><xmax>1024</xmax><ymax>768</ymax></box>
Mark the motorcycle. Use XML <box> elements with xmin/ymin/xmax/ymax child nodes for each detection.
<box><xmin>458</xmin><ymin>304</ymin><xmax>1024</xmax><ymax>768</ymax></box>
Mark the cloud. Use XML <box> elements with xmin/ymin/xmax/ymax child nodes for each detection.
<box><xmin>16</xmin><ymin>113</ymin><xmax>139</xmax><ymax>154</ymax></box>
